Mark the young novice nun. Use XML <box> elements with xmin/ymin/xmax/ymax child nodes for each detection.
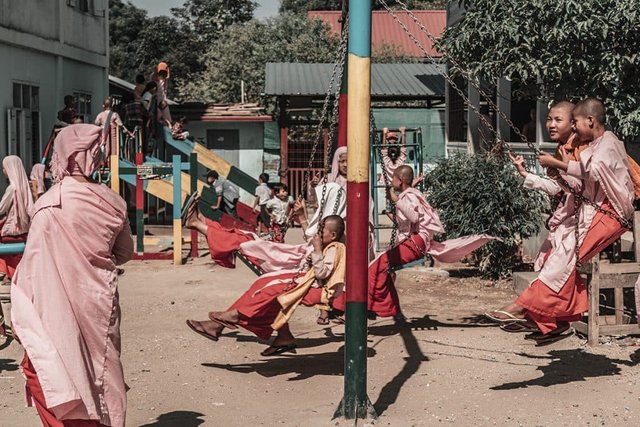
<box><xmin>186</xmin><ymin>215</ymin><xmax>346</xmax><ymax>356</ymax></box>
<box><xmin>11</xmin><ymin>124</ymin><xmax>134</xmax><ymax>427</ymax></box>
<box><xmin>29</xmin><ymin>163</ymin><xmax>47</xmax><ymax>201</ymax></box>
<box><xmin>489</xmin><ymin>98</ymin><xmax>634</xmax><ymax>344</ymax></box>
<box><xmin>0</xmin><ymin>156</ymin><xmax>33</xmax><ymax>280</ymax></box>
<box><xmin>333</xmin><ymin>165</ymin><xmax>494</xmax><ymax>318</ymax></box>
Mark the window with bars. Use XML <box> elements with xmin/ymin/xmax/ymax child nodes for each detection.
<box><xmin>74</xmin><ymin>92</ymin><xmax>92</xmax><ymax>122</ymax></box>
<box><xmin>10</xmin><ymin>82</ymin><xmax>41</xmax><ymax>167</ymax></box>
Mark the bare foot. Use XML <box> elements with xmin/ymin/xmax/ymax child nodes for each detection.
<box><xmin>208</xmin><ymin>309</ymin><xmax>239</xmax><ymax>324</ymax></box>
<box><xmin>488</xmin><ymin>302</ymin><xmax>526</xmax><ymax>320</ymax></box>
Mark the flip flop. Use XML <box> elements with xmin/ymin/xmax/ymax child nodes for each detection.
<box><xmin>181</xmin><ymin>192</ymin><xmax>200</xmax><ymax>227</ymax></box>
<box><xmin>484</xmin><ymin>310</ymin><xmax>528</xmax><ymax>324</ymax></box>
<box><xmin>207</xmin><ymin>313</ymin><xmax>238</xmax><ymax>330</ymax></box>
<box><xmin>186</xmin><ymin>319</ymin><xmax>219</xmax><ymax>342</ymax></box>
<box><xmin>317</xmin><ymin>315</ymin><xmax>330</xmax><ymax>325</ymax></box>
<box><xmin>260</xmin><ymin>343</ymin><xmax>297</xmax><ymax>357</ymax></box>
<box><xmin>500</xmin><ymin>323</ymin><xmax>540</xmax><ymax>333</ymax></box>
<box><xmin>534</xmin><ymin>325</ymin><xmax>573</xmax><ymax>347</ymax></box>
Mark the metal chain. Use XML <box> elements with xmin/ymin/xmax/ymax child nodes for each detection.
<box><xmin>301</xmin><ymin>18</ymin><xmax>349</xmax><ymax>201</ymax></box>
<box><xmin>370</xmin><ymin>111</ymin><xmax>399</xmax><ymax>247</ymax></box>
<box><xmin>315</xmin><ymin>19</ymin><xmax>349</xmax><ymax>237</ymax></box>
<box><xmin>380</xmin><ymin>0</ymin><xmax>632</xmax><ymax>235</ymax></box>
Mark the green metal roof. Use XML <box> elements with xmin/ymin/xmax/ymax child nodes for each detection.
<box><xmin>264</xmin><ymin>63</ymin><xmax>445</xmax><ymax>99</ymax></box>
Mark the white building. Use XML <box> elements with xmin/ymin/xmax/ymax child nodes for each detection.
<box><xmin>0</xmin><ymin>0</ymin><xmax>109</xmax><ymax>175</ymax></box>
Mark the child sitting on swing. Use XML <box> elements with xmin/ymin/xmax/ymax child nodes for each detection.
<box><xmin>186</xmin><ymin>215</ymin><xmax>346</xmax><ymax>356</ymax></box>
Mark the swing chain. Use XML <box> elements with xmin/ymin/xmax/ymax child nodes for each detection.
<box><xmin>301</xmin><ymin>18</ymin><xmax>349</xmax><ymax>203</ymax></box>
<box><xmin>315</xmin><ymin>19</ymin><xmax>349</xmax><ymax>237</ymax></box>
<box><xmin>381</xmin><ymin>0</ymin><xmax>632</xmax><ymax>233</ymax></box>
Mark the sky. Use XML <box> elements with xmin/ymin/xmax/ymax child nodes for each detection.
<box><xmin>128</xmin><ymin>0</ymin><xmax>280</xmax><ymax>19</ymax></box>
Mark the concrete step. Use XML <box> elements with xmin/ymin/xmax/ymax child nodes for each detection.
<box><xmin>512</xmin><ymin>271</ymin><xmax>538</xmax><ymax>296</ymax></box>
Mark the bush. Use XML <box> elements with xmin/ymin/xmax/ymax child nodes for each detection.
<box><xmin>423</xmin><ymin>153</ymin><xmax>549</xmax><ymax>279</ymax></box>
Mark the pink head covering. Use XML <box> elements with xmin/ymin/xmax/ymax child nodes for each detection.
<box><xmin>2</xmin><ymin>156</ymin><xmax>33</xmax><ymax>236</ymax></box>
<box><xmin>50</xmin><ymin>124</ymin><xmax>105</xmax><ymax>182</ymax></box>
<box><xmin>328</xmin><ymin>146</ymin><xmax>347</xmax><ymax>188</ymax></box>
<box><xmin>30</xmin><ymin>164</ymin><xmax>46</xmax><ymax>196</ymax></box>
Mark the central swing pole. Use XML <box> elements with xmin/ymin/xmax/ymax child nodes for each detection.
<box><xmin>334</xmin><ymin>0</ymin><xmax>376</xmax><ymax>420</ymax></box>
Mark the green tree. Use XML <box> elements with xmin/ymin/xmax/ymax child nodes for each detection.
<box><xmin>178</xmin><ymin>13</ymin><xmax>340</xmax><ymax>103</ymax></box>
<box><xmin>109</xmin><ymin>0</ymin><xmax>148</xmax><ymax>81</ymax></box>
<box><xmin>171</xmin><ymin>0</ymin><xmax>256</xmax><ymax>45</ymax></box>
<box><xmin>424</xmin><ymin>153</ymin><xmax>548</xmax><ymax>279</ymax></box>
<box><xmin>440</xmin><ymin>0</ymin><xmax>640</xmax><ymax>140</ymax></box>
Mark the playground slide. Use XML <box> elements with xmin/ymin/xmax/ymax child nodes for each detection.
<box><xmin>162</xmin><ymin>128</ymin><xmax>258</xmax><ymax>194</ymax></box>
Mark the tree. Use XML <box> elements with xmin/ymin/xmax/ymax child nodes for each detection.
<box><xmin>109</xmin><ymin>0</ymin><xmax>148</xmax><ymax>81</ymax></box>
<box><xmin>171</xmin><ymin>0</ymin><xmax>256</xmax><ymax>45</ymax></box>
<box><xmin>440</xmin><ymin>0</ymin><xmax>640</xmax><ymax>141</ymax></box>
<box><xmin>178</xmin><ymin>13</ymin><xmax>340</xmax><ymax>103</ymax></box>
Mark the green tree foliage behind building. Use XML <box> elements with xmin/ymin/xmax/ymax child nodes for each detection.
<box><xmin>440</xmin><ymin>0</ymin><xmax>640</xmax><ymax>140</ymax></box>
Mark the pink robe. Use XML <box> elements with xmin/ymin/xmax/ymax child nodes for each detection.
<box><xmin>396</xmin><ymin>187</ymin><xmax>496</xmax><ymax>263</ymax></box>
<box><xmin>535</xmin><ymin>131</ymin><xmax>634</xmax><ymax>292</ymax></box>
<box><xmin>11</xmin><ymin>177</ymin><xmax>133</xmax><ymax>427</ymax></box>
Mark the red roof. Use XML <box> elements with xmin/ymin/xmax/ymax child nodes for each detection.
<box><xmin>308</xmin><ymin>10</ymin><xmax>445</xmax><ymax>58</ymax></box>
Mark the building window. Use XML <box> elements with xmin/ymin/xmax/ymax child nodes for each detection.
<box><xmin>74</xmin><ymin>92</ymin><xmax>92</xmax><ymax>122</ymax></box>
<box><xmin>10</xmin><ymin>82</ymin><xmax>41</xmax><ymax>168</ymax></box>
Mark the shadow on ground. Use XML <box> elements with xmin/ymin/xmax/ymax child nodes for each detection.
<box><xmin>139</xmin><ymin>411</ymin><xmax>205</xmax><ymax>426</ymax></box>
<box><xmin>492</xmin><ymin>349</ymin><xmax>640</xmax><ymax>390</ymax></box>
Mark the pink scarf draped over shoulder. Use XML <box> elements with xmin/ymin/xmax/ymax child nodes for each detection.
<box><xmin>1</xmin><ymin>155</ymin><xmax>33</xmax><ymax>236</ymax></box>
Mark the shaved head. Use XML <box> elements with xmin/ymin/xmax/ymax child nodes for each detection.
<box><xmin>574</xmin><ymin>98</ymin><xmax>606</xmax><ymax>125</ymax></box>
<box><xmin>549</xmin><ymin>101</ymin><xmax>574</xmax><ymax>115</ymax></box>
<box><xmin>394</xmin><ymin>165</ymin><xmax>414</xmax><ymax>184</ymax></box>
<box><xmin>322</xmin><ymin>215</ymin><xmax>345</xmax><ymax>240</ymax></box>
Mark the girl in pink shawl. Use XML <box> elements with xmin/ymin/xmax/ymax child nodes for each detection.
<box><xmin>11</xmin><ymin>124</ymin><xmax>133</xmax><ymax>427</ymax></box>
<box><xmin>29</xmin><ymin>163</ymin><xmax>47</xmax><ymax>201</ymax></box>
<box><xmin>0</xmin><ymin>155</ymin><xmax>33</xmax><ymax>279</ymax></box>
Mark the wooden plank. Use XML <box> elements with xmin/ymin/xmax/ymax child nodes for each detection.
<box><xmin>599</xmin><ymin>262</ymin><xmax>640</xmax><ymax>274</ymax></box>
<box><xmin>599</xmin><ymin>324</ymin><xmax>640</xmax><ymax>335</ymax></box>
<box><xmin>614</xmin><ymin>286</ymin><xmax>624</xmax><ymax>324</ymax></box>
<box><xmin>588</xmin><ymin>260</ymin><xmax>600</xmax><ymax>346</ymax></box>
<box><xmin>599</xmin><ymin>273</ymin><xmax>638</xmax><ymax>289</ymax></box>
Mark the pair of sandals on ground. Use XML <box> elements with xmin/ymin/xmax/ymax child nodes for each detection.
<box><xmin>484</xmin><ymin>308</ymin><xmax>573</xmax><ymax>346</ymax></box>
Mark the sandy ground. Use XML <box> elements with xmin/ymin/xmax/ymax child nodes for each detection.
<box><xmin>1</xmin><ymin>230</ymin><xmax>639</xmax><ymax>426</ymax></box>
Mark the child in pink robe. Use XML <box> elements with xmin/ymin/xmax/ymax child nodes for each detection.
<box><xmin>11</xmin><ymin>124</ymin><xmax>133</xmax><ymax>427</ymax></box>
<box><xmin>333</xmin><ymin>165</ymin><xmax>495</xmax><ymax>318</ymax></box>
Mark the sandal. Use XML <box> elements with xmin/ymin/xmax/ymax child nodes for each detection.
<box><xmin>484</xmin><ymin>310</ymin><xmax>528</xmax><ymax>324</ymax></box>
<box><xmin>500</xmin><ymin>323</ymin><xmax>540</xmax><ymax>333</ymax></box>
<box><xmin>185</xmin><ymin>319</ymin><xmax>219</xmax><ymax>342</ymax></box>
<box><xmin>317</xmin><ymin>312</ymin><xmax>330</xmax><ymax>325</ymax></box>
<box><xmin>534</xmin><ymin>324</ymin><xmax>573</xmax><ymax>346</ymax></box>
<box><xmin>260</xmin><ymin>343</ymin><xmax>297</xmax><ymax>357</ymax></box>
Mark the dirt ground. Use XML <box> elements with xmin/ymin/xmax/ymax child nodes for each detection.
<box><xmin>1</xmin><ymin>230</ymin><xmax>639</xmax><ymax>426</ymax></box>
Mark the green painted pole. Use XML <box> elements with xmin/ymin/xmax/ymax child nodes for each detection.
<box><xmin>334</xmin><ymin>0</ymin><xmax>376</xmax><ymax>421</ymax></box>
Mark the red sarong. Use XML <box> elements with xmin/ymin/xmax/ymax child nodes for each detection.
<box><xmin>517</xmin><ymin>202</ymin><xmax>627</xmax><ymax>334</ymax></box>
<box><xmin>204</xmin><ymin>219</ymin><xmax>254</xmax><ymax>268</ymax></box>
<box><xmin>0</xmin><ymin>234</ymin><xmax>26</xmax><ymax>279</ymax></box>
<box><xmin>333</xmin><ymin>234</ymin><xmax>426</xmax><ymax>317</ymax></box>
<box><xmin>20</xmin><ymin>354</ymin><xmax>106</xmax><ymax>427</ymax></box>
<box><xmin>229</xmin><ymin>272</ymin><xmax>322</xmax><ymax>340</ymax></box>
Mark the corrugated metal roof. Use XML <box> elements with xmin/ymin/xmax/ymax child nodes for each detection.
<box><xmin>308</xmin><ymin>10</ymin><xmax>445</xmax><ymax>58</ymax></box>
<box><xmin>264</xmin><ymin>63</ymin><xmax>445</xmax><ymax>98</ymax></box>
